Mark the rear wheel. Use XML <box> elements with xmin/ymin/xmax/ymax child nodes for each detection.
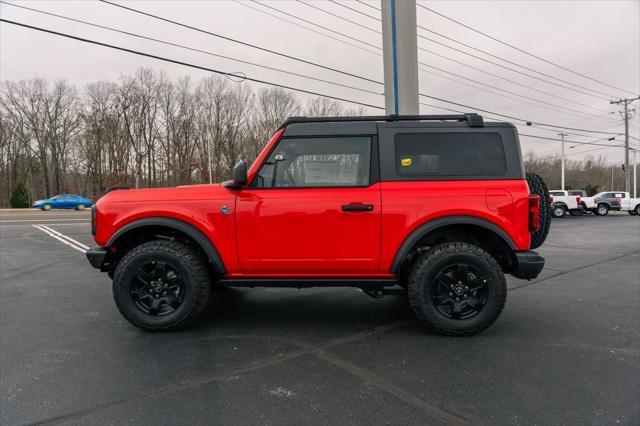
<box><xmin>595</xmin><ymin>204</ymin><xmax>609</xmax><ymax>216</ymax></box>
<box><xmin>76</xmin><ymin>204</ymin><xmax>86</xmax><ymax>211</ymax></box>
<box><xmin>112</xmin><ymin>240</ymin><xmax>210</xmax><ymax>331</ymax></box>
<box><xmin>526</xmin><ymin>172</ymin><xmax>551</xmax><ymax>249</ymax></box>
<box><xmin>552</xmin><ymin>205</ymin><xmax>566</xmax><ymax>218</ymax></box>
<box><xmin>408</xmin><ymin>242</ymin><xmax>507</xmax><ymax>336</ymax></box>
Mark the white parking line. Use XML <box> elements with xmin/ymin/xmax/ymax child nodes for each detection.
<box><xmin>32</xmin><ymin>225</ymin><xmax>87</xmax><ymax>253</ymax></box>
<box><xmin>38</xmin><ymin>224</ymin><xmax>90</xmax><ymax>250</ymax></box>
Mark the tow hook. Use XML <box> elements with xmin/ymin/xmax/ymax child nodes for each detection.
<box><xmin>361</xmin><ymin>288</ymin><xmax>407</xmax><ymax>299</ymax></box>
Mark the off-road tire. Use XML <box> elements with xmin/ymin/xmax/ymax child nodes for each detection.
<box><xmin>595</xmin><ymin>204</ymin><xmax>609</xmax><ymax>216</ymax></box>
<box><xmin>408</xmin><ymin>242</ymin><xmax>507</xmax><ymax>336</ymax></box>
<box><xmin>112</xmin><ymin>240</ymin><xmax>210</xmax><ymax>331</ymax></box>
<box><xmin>526</xmin><ymin>172</ymin><xmax>551</xmax><ymax>249</ymax></box>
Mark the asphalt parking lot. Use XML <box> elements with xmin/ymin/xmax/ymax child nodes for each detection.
<box><xmin>1</xmin><ymin>209</ymin><xmax>639</xmax><ymax>425</ymax></box>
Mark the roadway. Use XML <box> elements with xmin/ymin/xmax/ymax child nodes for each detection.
<box><xmin>1</xmin><ymin>209</ymin><xmax>638</xmax><ymax>425</ymax></box>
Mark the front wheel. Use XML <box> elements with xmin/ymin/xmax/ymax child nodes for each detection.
<box><xmin>552</xmin><ymin>205</ymin><xmax>566</xmax><ymax>218</ymax></box>
<box><xmin>41</xmin><ymin>203</ymin><xmax>52</xmax><ymax>211</ymax></box>
<box><xmin>112</xmin><ymin>240</ymin><xmax>210</xmax><ymax>331</ymax></box>
<box><xmin>408</xmin><ymin>242</ymin><xmax>507</xmax><ymax>336</ymax></box>
<box><xmin>635</xmin><ymin>205</ymin><xmax>640</xmax><ymax>215</ymax></box>
<box><xmin>595</xmin><ymin>204</ymin><xmax>609</xmax><ymax>216</ymax></box>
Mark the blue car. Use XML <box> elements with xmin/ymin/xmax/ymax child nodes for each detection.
<box><xmin>32</xmin><ymin>194</ymin><xmax>93</xmax><ymax>211</ymax></box>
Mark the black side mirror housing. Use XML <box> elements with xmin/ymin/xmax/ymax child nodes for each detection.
<box><xmin>223</xmin><ymin>160</ymin><xmax>248</xmax><ymax>189</ymax></box>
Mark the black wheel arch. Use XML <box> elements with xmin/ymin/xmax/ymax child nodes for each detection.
<box><xmin>390</xmin><ymin>215</ymin><xmax>517</xmax><ymax>276</ymax></box>
<box><xmin>105</xmin><ymin>217</ymin><xmax>226</xmax><ymax>274</ymax></box>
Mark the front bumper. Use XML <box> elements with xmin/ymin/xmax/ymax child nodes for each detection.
<box><xmin>511</xmin><ymin>250</ymin><xmax>545</xmax><ymax>280</ymax></box>
<box><xmin>86</xmin><ymin>247</ymin><xmax>108</xmax><ymax>269</ymax></box>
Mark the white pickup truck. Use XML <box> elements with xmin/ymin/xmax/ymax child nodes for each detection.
<box><xmin>581</xmin><ymin>191</ymin><xmax>640</xmax><ymax>216</ymax></box>
<box><xmin>549</xmin><ymin>190</ymin><xmax>583</xmax><ymax>217</ymax></box>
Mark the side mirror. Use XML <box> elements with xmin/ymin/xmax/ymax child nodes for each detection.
<box><xmin>230</xmin><ymin>160</ymin><xmax>248</xmax><ymax>188</ymax></box>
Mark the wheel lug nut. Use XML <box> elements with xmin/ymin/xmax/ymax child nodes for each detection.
<box><xmin>449</xmin><ymin>292</ymin><xmax>453</xmax><ymax>296</ymax></box>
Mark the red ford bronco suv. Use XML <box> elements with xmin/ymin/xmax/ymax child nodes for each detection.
<box><xmin>87</xmin><ymin>114</ymin><xmax>550</xmax><ymax>336</ymax></box>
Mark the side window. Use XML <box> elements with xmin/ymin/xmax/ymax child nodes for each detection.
<box><xmin>550</xmin><ymin>191</ymin><xmax>564</xmax><ymax>197</ymax></box>
<box><xmin>615</xmin><ymin>193</ymin><xmax>623</xmax><ymax>198</ymax></box>
<box><xmin>254</xmin><ymin>137</ymin><xmax>371</xmax><ymax>188</ymax></box>
<box><xmin>394</xmin><ymin>133</ymin><xmax>507</xmax><ymax>177</ymax></box>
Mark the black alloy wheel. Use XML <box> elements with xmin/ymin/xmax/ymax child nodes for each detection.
<box><xmin>130</xmin><ymin>261</ymin><xmax>185</xmax><ymax>316</ymax></box>
<box><xmin>432</xmin><ymin>264</ymin><xmax>488</xmax><ymax>320</ymax></box>
<box><xmin>112</xmin><ymin>240</ymin><xmax>210</xmax><ymax>331</ymax></box>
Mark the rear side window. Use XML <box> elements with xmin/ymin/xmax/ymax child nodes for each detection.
<box><xmin>394</xmin><ymin>133</ymin><xmax>507</xmax><ymax>177</ymax></box>
<box><xmin>550</xmin><ymin>191</ymin><xmax>565</xmax><ymax>196</ymax></box>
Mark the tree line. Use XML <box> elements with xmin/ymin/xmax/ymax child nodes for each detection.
<box><xmin>0</xmin><ymin>67</ymin><xmax>635</xmax><ymax>207</ymax></box>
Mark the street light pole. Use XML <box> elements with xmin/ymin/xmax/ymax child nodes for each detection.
<box><xmin>633</xmin><ymin>149</ymin><xmax>637</xmax><ymax>198</ymax></box>
<box><xmin>558</xmin><ymin>132</ymin><xmax>568</xmax><ymax>190</ymax></box>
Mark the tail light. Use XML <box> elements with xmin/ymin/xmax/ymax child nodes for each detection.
<box><xmin>576</xmin><ymin>196</ymin><xmax>581</xmax><ymax>206</ymax></box>
<box><xmin>529</xmin><ymin>194</ymin><xmax>540</xmax><ymax>232</ymax></box>
<box><xmin>549</xmin><ymin>195</ymin><xmax>554</xmax><ymax>204</ymax></box>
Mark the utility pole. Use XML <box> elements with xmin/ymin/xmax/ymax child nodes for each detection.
<box><xmin>610</xmin><ymin>96</ymin><xmax>639</xmax><ymax>193</ymax></box>
<box><xmin>381</xmin><ymin>0</ymin><xmax>419</xmax><ymax>115</ymax></box>
<box><xmin>558</xmin><ymin>132</ymin><xmax>568</xmax><ymax>190</ymax></box>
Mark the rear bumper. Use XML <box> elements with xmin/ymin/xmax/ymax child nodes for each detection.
<box><xmin>86</xmin><ymin>247</ymin><xmax>108</xmax><ymax>269</ymax></box>
<box><xmin>512</xmin><ymin>250</ymin><xmax>545</xmax><ymax>280</ymax></box>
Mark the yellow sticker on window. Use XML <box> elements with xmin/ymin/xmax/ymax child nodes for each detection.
<box><xmin>401</xmin><ymin>158</ymin><xmax>412</xmax><ymax>166</ymax></box>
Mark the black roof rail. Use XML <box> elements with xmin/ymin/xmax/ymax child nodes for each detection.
<box><xmin>279</xmin><ymin>113</ymin><xmax>484</xmax><ymax>129</ymax></box>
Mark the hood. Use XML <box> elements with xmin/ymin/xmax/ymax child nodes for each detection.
<box><xmin>97</xmin><ymin>183</ymin><xmax>226</xmax><ymax>204</ymax></box>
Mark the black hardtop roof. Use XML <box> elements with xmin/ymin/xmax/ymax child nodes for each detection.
<box><xmin>279</xmin><ymin>113</ymin><xmax>485</xmax><ymax>130</ymax></box>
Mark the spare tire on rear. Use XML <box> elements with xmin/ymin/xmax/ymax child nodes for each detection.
<box><xmin>526</xmin><ymin>172</ymin><xmax>551</xmax><ymax>249</ymax></box>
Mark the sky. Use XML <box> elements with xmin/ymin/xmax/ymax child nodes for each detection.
<box><xmin>1</xmin><ymin>0</ymin><xmax>639</xmax><ymax>163</ymax></box>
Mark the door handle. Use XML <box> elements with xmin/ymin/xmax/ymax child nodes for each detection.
<box><xmin>341</xmin><ymin>204</ymin><xmax>374</xmax><ymax>212</ymax></box>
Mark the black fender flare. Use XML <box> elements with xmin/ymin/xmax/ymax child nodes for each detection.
<box><xmin>106</xmin><ymin>217</ymin><xmax>226</xmax><ymax>273</ymax></box>
<box><xmin>390</xmin><ymin>215</ymin><xmax>517</xmax><ymax>274</ymax></box>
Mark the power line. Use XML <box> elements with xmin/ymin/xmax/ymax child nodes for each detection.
<box><xmin>354</xmin><ymin>0</ymin><xmax>379</xmax><ymax>12</ymax></box>
<box><xmin>418</xmin><ymin>93</ymin><xmax>619</xmax><ymax>134</ymax></box>
<box><xmin>232</xmin><ymin>0</ymin><xmax>380</xmax><ymax>56</ymax></box>
<box><xmin>0</xmin><ymin>2</ymin><xmax>383</xmax><ymax>98</ymax></box>
<box><xmin>251</xmin><ymin>0</ymin><xmax>381</xmax><ymax>51</ymax></box>
<box><xmin>97</xmin><ymin>0</ymin><xmax>382</xmax><ymax>85</ymax></box>
<box><xmin>97</xmin><ymin>0</ymin><xmax>623</xmax><ymax>135</ymax></box>
<box><xmin>328</xmin><ymin>0</ymin><xmax>379</xmax><ymax>21</ymax></box>
<box><xmin>519</xmin><ymin>133</ymin><xmax>624</xmax><ymax>148</ymax></box>
<box><xmin>294</xmin><ymin>0</ymin><xmax>615</xmax><ymax>115</ymax></box>
<box><xmin>0</xmin><ymin>19</ymin><xmax>385</xmax><ymax>111</ymax></box>
<box><xmin>347</xmin><ymin>0</ymin><xmax>628</xmax><ymax>101</ymax></box>
<box><xmin>291</xmin><ymin>0</ymin><xmax>617</xmax><ymax>120</ymax></box>
<box><xmin>416</xmin><ymin>2</ymin><xmax>639</xmax><ymax>97</ymax></box>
